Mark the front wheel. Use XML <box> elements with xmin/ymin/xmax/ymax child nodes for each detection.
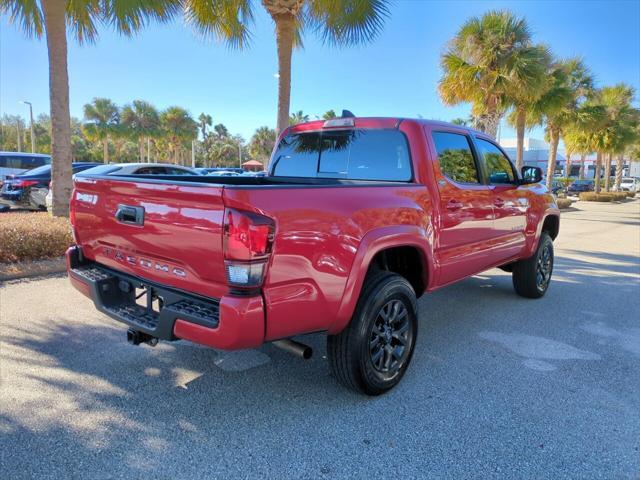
<box><xmin>512</xmin><ymin>232</ymin><xmax>554</xmax><ymax>298</ymax></box>
<box><xmin>327</xmin><ymin>271</ymin><xmax>418</xmax><ymax>395</ymax></box>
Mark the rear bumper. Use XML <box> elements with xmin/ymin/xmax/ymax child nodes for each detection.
<box><xmin>66</xmin><ymin>246</ymin><xmax>265</xmax><ymax>350</ymax></box>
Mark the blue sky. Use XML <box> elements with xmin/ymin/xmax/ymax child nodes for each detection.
<box><xmin>2</xmin><ymin>0</ymin><xmax>639</xmax><ymax>145</ymax></box>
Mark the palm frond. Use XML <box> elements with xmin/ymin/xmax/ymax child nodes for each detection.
<box><xmin>185</xmin><ymin>0</ymin><xmax>253</xmax><ymax>49</ymax></box>
<box><xmin>0</xmin><ymin>0</ymin><xmax>44</xmax><ymax>38</ymax></box>
<box><xmin>306</xmin><ymin>0</ymin><xmax>389</xmax><ymax>47</ymax></box>
<box><xmin>103</xmin><ymin>0</ymin><xmax>180</xmax><ymax>37</ymax></box>
<box><xmin>65</xmin><ymin>0</ymin><xmax>101</xmax><ymax>44</ymax></box>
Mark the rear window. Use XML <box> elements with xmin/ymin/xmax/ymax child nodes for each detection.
<box><xmin>22</xmin><ymin>165</ymin><xmax>51</xmax><ymax>176</ymax></box>
<box><xmin>271</xmin><ymin>129</ymin><xmax>412</xmax><ymax>181</ymax></box>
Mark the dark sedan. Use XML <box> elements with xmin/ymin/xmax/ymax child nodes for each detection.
<box><xmin>567</xmin><ymin>179</ymin><xmax>594</xmax><ymax>194</ymax></box>
<box><xmin>0</xmin><ymin>162</ymin><xmax>100</xmax><ymax>210</ymax></box>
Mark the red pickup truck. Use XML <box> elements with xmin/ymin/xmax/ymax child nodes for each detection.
<box><xmin>67</xmin><ymin>116</ymin><xmax>559</xmax><ymax>395</ymax></box>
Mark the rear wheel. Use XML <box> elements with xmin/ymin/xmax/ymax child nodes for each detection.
<box><xmin>327</xmin><ymin>271</ymin><xmax>418</xmax><ymax>395</ymax></box>
<box><xmin>512</xmin><ymin>232</ymin><xmax>554</xmax><ymax>298</ymax></box>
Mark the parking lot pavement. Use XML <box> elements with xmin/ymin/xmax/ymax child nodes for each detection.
<box><xmin>1</xmin><ymin>200</ymin><xmax>639</xmax><ymax>479</ymax></box>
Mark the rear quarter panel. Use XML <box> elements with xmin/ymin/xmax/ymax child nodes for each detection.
<box><xmin>224</xmin><ymin>183</ymin><xmax>433</xmax><ymax>340</ymax></box>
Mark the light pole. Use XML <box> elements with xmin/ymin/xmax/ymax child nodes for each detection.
<box><xmin>238</xmin><ymin>144</ymin><xmax>242</xmax><ymax>168</ymax></box>
<box><xmin>20</xmin><ymin>101</ymin><xmax>35</xmax><ymax>153</ymax></box>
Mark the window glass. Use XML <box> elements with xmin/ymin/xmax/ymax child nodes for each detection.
<box><xmin>475</xmin><ymin>139</ymin><xmax>516</xmax><ymax>184</ymax></box>
<box><xmin>166</xmin><ymin>168</ymin><xmax>193</xmax><ymax>175</ymax></box>
<box><xmin>432</xmin><ymin>132</ymin><xmax>479</xmax><ymax>184</ymax></box>
<box><xmin>0</xmin><ymin>155</ymin><xmax>50</xmax><ymax>170</ymax></box>
<box><xmin>21</xmin><ymin>165</ymin><xmax>51</xmax><ymax>176</ymax></box>
<box><xmin>135</xmin><ymin>167</ymin><xmax>167</xmax><ymax>175</ymax></box>
<box><xmin>272</xmin><ymin>129</ymin><xmax>411</xmax><ymax>181</ymax></box>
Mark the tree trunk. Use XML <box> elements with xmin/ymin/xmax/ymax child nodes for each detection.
<box><xmin>578</xmin><ymin>154</ymin><xmax>585</xmax><ymax>180</ymax></box>
<box><xmin>515</xmin><ymin>106</ymin><xmax>526</xmax><ymax>171</ymax></box>
<box><xmin>594</xmin><ymin>152</ymin><xmax>602</xmax><ymax>193</ymax></box>
<box><xmin>138</xmin><ymin>137</ymin><xmax>144</xmax><ymax>162</ymax></box>
<box><xmin>103</xmin><ymin>138</ymin><xmax>109</xmax><ymax>163</ymax></box>
<box><xmin>274</xmin><ymin>14</ymin><xmax>295</xmax><ymax>135</ymax></box>
<box><xmin>545</xmin><ymin>128</ymin><xmax>559</xmax><ymax>190</ymax></box>
<box><xmin>42</xmin><ymin>0</ymin><xmax>73</xmax><ymax>218</ymax></box>
<box><xmin>604</xmin><ymin>153</ymin><xmax>612</xmax><ymax>192</ymax></box>
<box><xmin>615</xmin><ymin>154</ymin><xmax>624</xmax><ymax>191</ymax></box>
<box><xmin>565</xmin><ymin>152</ymin><xmax>572</xmax><ymax>178</ymax></box>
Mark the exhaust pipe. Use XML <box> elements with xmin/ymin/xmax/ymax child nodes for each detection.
<box><xmin>127</xmin><ymin>328</ymin><xmax>158</xmax><ymax>347</ymax></box>
<box><xmin>272</xmin><ymin>339</ymin><xmax>313</xmax><ymax>359</ymax></box>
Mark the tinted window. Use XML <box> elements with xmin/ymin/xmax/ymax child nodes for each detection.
<box><xmin>166</xmin><ymin>167</ymin><xmax>193</xmax><ymax>175</ymax></box>
<box><xmin>21</xmin><ymin>165</ymin><xmax>52</xmax><ymax>176</ymax></box>
<box><xmin>272</xmin><ymin>129</ymin><xmax>411</xmax><ymax>181</ymax></box>
<box><xmin>134</xmin><ymin>167</ymin><xmax>167</xmax><ymax>175</ymax></box>
<box><xmin>0</xmin><ymin>155</ymin><xmax>50</xmax><ymax>169</ymax></box>
<box><xmin>475</xmin><ymin>139</ymin><xmax>516</xmax><ymax>184</ymax></box>
<box><xmin>432</xmin><ymin>132</ymin><xmax>479</xmax><ymax>184</ymax></box>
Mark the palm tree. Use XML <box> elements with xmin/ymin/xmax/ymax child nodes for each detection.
<box><xmin>523</xmin><ymin>59</ymin><xmax>593</xmax><ymax>189</ymax></box>
<box><xmin>1</xmin><ymin>0</ymin><xmax>178</xmax><ymax>216</ymax></box>
<box><xmin>198</xmin><ymin>113</ymin><xmax>212</xmax><ymax>140</ymax></box>
<box><xmin>598</xmin><ymin>85</ymin><xmax>639</xmax><ymax>191</ymax></box>
<box><xmin>121</xmin><ymin>100</ymin><xmax>160</xmax><ymax>163</ymax></box>
<box><xmin>581</xmin><ymin>85</ymin><xmax>639</xmax><ymax>192</ymax></box>
<box><xmin>184</xmin><ymin>0</ymin><xmax>389</xmax><ymax>134</ymax></box>
<box><xmin>450</xmin><ymin>117</ymin><xmax>469</xmax><ymax>126</ymax></box>
<box><xmin>83</xmin><ymin>98</ymin><xmax>120</xmax><ymax>163</ymax></box>
<box><xmin>160</xmin><ymin>107</ymin><xmax>198</xmax><ymax>164</ymax></box>
<box><xmin>563</xmin><ymin>128</ymin><xmax>592</xmax><ymax>179</ymax></box>
<box><xmin>439</xmin><ymin>10</ymin><xmax>543</xmax><ymax>138</ymax></box>
<box><xmin>289</xmin><ymin>110</ymin><xmax>309</xmax><ymax>125</ymax></box>
<box><xmin>505</xmin><ymin>45</ymin><xmax>552</xmax><ymax>171</ymax></box>
<box><xmin>249</xmin><ymin>126</ymin><xmax>277</xmax><ymax>160</ymax></box>
<box><xmin>322</xmin><ymin>109</ymin><xmax>337</xmax><ymax>120</ymax></box>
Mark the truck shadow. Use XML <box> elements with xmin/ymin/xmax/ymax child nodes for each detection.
<box><xmin>1</xmin><ymin>248</ymin><xmax>638</xmax><ymax>477</ymax></box>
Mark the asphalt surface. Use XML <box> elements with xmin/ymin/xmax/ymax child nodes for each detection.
<box><xmin>1</xmin><ymin>199</ymin><xmax>639</xmax><ymax>479</ymax></box>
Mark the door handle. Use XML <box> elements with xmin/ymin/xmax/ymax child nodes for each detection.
<box><xmin>494</xmin><ymin>198</ymin><xmax>505</xmax><ymax>208</ymax></box>
<box><xmin>115</xmin><ymin>204</ymin><xmax>145</xmax><ymax>226</ymax></box>
<box><xmin>446</xmin><ymin>200</ymin><xmax>463</xmax><ymax>211</ymax></box>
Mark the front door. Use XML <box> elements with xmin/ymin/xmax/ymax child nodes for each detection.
<box><xmin>430</xmin><ymin>130</ymin><xmax>496</xmax><ymax>286</ymax></box>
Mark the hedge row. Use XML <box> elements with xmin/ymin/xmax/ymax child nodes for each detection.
<box><xmin>0</xmin><ymin>212</ymin><xmax>73</xmax><ymax>263</ymax></box>
<box><xmin>578</xmin><ymin>191</ymin><xmax>633</xmax><ymax>202</ymax></box>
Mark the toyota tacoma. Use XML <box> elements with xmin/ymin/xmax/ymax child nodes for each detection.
<box><xmin>67</xmin><ymin>116</ymin><xmax>559</xmax><ymax>395</ymax></box>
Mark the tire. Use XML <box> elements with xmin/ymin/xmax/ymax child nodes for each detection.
<box><xmin>327</xmin><ymin>271</ymin><xmax>418</xmax><ymax>395</ymax></box>
<box><xmin>512</xmin><ymin>232</ymin><xmax>554</xmax><ymax>299</ymax></box>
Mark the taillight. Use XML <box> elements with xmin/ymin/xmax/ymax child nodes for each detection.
<box><xmin>15</xmin><ymin>180</ymin><xmax>38</xmax><ymax>188</ymax></box>
<box><xmin>223</xmin><ymin>208</ymin><xmax>274</xmax><ymax>288</ymax></box>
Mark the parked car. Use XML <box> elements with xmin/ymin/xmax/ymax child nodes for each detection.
<box><xmin>0</xmin><ymin>151</ymin><xmax>51</xmax><ymax>186</ymax></box>
<box><xmin>619</xmin><ymin>177</ymin><xmax>638</xmax><ymax>192</ymax></box>
<box><xmin>1</xmin><ymin>162</ymin><xmax>100</xmax><ymax>210</ymax></box>
<box><xmin>207</xmin><ymin>170</ymin><xmax>242</xmax><ymax>177</ymax></box>
<box><xmin>567</xmin><ymin>179</ymin><xmax>594</xmax><ymax>194</ymax></box>
<box><xmin>45</xmin><ymin>163</ymin><xmax>200</xmax><ymax>210</ymax></box>
<box><xmin>196</xmin><ymin>167</ymin><xmax>245</xmax><ymax>175</ymax></box>
<box><xmin>67</xmin><ymin>116</ymin><xmax>559</xmax><ymax>395</ymax></box>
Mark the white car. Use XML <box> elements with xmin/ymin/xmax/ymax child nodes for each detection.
<box><xmin>619</xmin><ymin>177</ymin><xmax>638</xmax><ymax>192</ymax></box>
<box><xmin>45</xmin><ymin>163</ymin><xmax>199</xmax><ymax>210</ymax></box>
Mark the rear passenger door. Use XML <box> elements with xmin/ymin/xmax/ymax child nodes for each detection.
<box><xmin>474</xmin><ymin>137</ymin><xmax>528</xmax><ymax>261</ymax></box>
<box><xmin>430</xmin><ymin>131</ymin><xmax>496</xmax><ymax>286</ymax></box>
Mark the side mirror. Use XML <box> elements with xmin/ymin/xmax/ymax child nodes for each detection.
<box><xmin>521</xmin><ymin>166</ymin><xmax>542</xmax><ymax>184</ymax></box>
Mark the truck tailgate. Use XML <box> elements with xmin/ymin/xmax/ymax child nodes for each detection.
<box><xmin>71</xmin><ymin>177</ymin><xmax>228</xmax><ymax>299</ymax></box>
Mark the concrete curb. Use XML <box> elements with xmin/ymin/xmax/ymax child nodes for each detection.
<box><xmin>0</xmin><ymin>257</ymin><xmax>66</xmax><ymax>282</ymax></box>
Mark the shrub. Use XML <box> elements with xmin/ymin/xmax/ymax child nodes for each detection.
<box><xmin>556</xmin><ymin>198</ymin><xmax>573</xmax><ymax>209</ymax></box>
<box><xmin>0</xmin><ymin>212</ymin><xmax>73</xmax><ymax>263</ymax></box>
<box><xmin>626</xmin><ymin>191</ymin><xmax>636</xmax><ymax>198</ymax></box>
<box><xmin>579</xmin><ymin>192</ymin><xmax>614</xmax><ymax>202</ymax></box>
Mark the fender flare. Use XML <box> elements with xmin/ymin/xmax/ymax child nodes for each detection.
<box><xmin>525</xmin><ymin>208</ymin><xmax>560</xmax><ymax>257</ymax></box>
<box><xmin>328</xmin><ymin>225</ymin><xmax>434</xmax><ymax>335</ymax></box>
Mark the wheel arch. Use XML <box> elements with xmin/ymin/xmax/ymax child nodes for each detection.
<box><xmin>329</xmin><ymin>226</ymin><xmax>433</xmax><ymax>335</ymax></box>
